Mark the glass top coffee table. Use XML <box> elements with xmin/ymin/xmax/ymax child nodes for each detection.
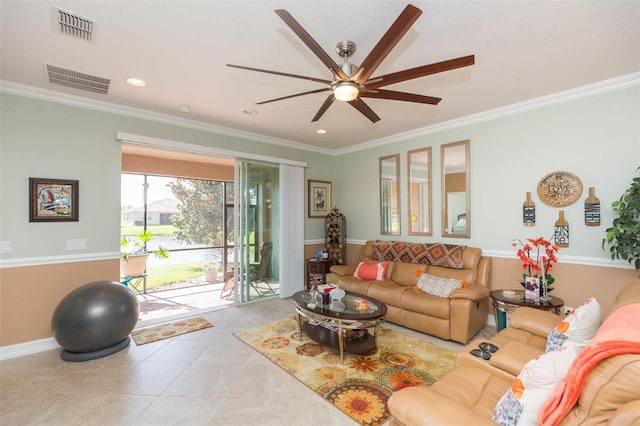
<box><xmin>292</xmin><ymin>289</ymin><xmax>387</xmax><ymax>362</ymax></box>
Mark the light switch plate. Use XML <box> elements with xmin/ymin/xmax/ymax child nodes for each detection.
<box><xmin>66</xmin><ymin>239</ymin><xmax>86</xmax><ymax>250</ymax></box>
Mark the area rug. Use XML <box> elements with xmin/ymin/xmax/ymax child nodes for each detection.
<box><xmin>234</xmin><ymin>317</ymin><xmax>456</xmax><ymax>425</ymax></box>
<box><xmin>131</xmin><ymin>316</ymin><xmax>213</xmax><ymax>345</ymax></box>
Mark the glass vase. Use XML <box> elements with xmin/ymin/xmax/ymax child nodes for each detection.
<box><xmin>540</xmin><ymin>277</ymin><xmax>552</xmax><ymax>302</ymax></box>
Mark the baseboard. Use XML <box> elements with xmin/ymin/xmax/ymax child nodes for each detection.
<box><xmin>0</xmin><ymin>337</ymin><xmax>60</xmax><ymax>361</ymax></box>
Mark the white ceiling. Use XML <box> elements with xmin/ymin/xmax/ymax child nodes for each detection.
<box><xmin>1</xmin><ymin>1</ymin><xmax>638</xmax><ymax>152</ymax></box>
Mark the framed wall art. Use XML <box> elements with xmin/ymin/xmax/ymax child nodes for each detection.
<box><xmin>537</xmin><ymin>171</ymin><xmax>583</xmax><ymax>207</ymax></box>
<box><xmin>308</xmin><ymin>179</ymin><xmax>331</xmax><ymax>218</ymax></box>
<box><xmin>29</xmin><ymin>178</ymin><xmax>79</xmax><ymax>222</ymax></box>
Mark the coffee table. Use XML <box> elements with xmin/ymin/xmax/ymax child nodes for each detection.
<box><xmin>292</xmin><ymin>290</ymin><xmax>387</xmax><ymax>362</ymax></box>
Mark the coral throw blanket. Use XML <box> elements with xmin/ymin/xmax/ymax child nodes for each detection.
<box><xmin>537</xmin><ymin>303</ymin><xmax>640</xmax><ymax>426</ymax></box>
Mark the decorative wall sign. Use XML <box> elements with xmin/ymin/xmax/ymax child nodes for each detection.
<box><xmin>584</xmin><ymin>187</ymin><xmax>600</xmax><ymax>226</ymax></box>
<box><xmin>537</xmin><ymin>171</ymin><xmax>583</xmax><ymax>207</ymax></box>
<box><xmin>523</xmin><ymin>191</ymin><xmax>535</xmax><ymax>226</ymax></box>
<box><xmin>554</xmin><ymin>210</ymin><xmax>569</xmax><ymax>247</ymax></box>
<box><xmin>29</xmin><ymin>178</ymin><xmax>79</xmax><ymax>222</ymax></box>
<box><xmin>308</xmin><ymin>180</ymin><xmax>332</xmax><ymax>218</ymax></box>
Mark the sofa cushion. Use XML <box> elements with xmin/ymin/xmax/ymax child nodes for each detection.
<box><xmin>335</xmin><ymin>276</ymin><xmax>375</xmax><ymax>295</ymax></box>
<box><xmin>546</xmin><ymin>297</ymin><xmax>601</xmax><ymax>352</ymax></box>
<box><xmin>367</xmin><ymin>281</ymin><xmax>412</xmax><ymax>307</ymax></box>
<box><xmin>415</xmin><ymin>273</ymin><xmax>466</xmax><ymax>297</ymax></box>
<box><xmin>492</xmin><ymin>345</ymin><xmax>577</xmax><ymax>425</ymax></box>
<box><xmin>353</xmin><ymin>261</ymin><xmax>389</xmax><ymax>280</ymax></box>
<box><xmin>400</xmin><ymin>288</ymin><xmax>451</xmax><ymax>319</ymax></box>
<box><xmin>391</xmin><ymin>262</ymin><xmax>427</xmax><ymax>287</ymax></box>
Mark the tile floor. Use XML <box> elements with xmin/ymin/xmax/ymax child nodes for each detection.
<box><xmin>0</xmin><ymin>298</ymin><xmax>495</xmax><ymax>425</ymax></box>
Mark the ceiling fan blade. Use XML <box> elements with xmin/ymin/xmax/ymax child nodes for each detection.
<box><xmin>348</xmin><ymin>98</ymin><xmax>381</xmax><ymax>123</ymax></box>
<box><xmin>227</xmin><ymin>64</ymin><xmax>331</xmax><ymax>85</ymax></box>
<box><xmin>365</xmin><ymin>55</ymin><xmax>475</xmax><ymax>90</ymax></box>
<box><xmin>274</xmin><ymin>9</ymin><xmax>348</xmax><ymax>80</ymax></box>
<box><xmin>311</xmin><ymin>95</ymin><xmax>336</xmax><ymax>122</ymax></box>
<box><xmin>256</xmin><ymin>88</ymin><xmax>331</xmax><ymax>105</ymax></box>
<box><xmin>360</xmin><ymin>89</ymin><xmax>441</xmax><ymax>105</ymax></box>
<box><xmin>355</xmin><ymin>4</ymin><xmax>422</xmax><ymax>84</ymax></box>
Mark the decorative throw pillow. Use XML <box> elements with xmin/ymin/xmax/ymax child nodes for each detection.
<box><xmin>492</xmin><ymin>346</ymin><xmax>577</xmax><ymax>425</ymax></box>
<box><xmin>414</xmin><ymin>273</ymin><xmax>466</xmax><ymax>297</ymax></box>
<box><xmin>545</xmin><ymin>297</ymin><xmax>601</xmax><ymax>352</ymax></box>
<box><xmin>353</xmin><ymin>262</ymin><xmax>388</xmax><ymax>281</ymax></box>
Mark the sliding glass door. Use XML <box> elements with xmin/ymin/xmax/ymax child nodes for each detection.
<box><xmin>236</xmin><ymin>161</ymin><xmax>280</xmax><ymax>302</ymax></box>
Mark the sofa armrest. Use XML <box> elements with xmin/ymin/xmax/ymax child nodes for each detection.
<box><xmin>388</xmin><ymin>386</ymin><xmax>497</xmax><ymax>426</ymax></box>
<box><xmin>329</xmin><ymin>265</ymin><xmax>355</xmax><ymax>276</ymax></box>
<box><xmin>489</xmin><ymin>340</ymin><xmax>544</xmax><ymax>376</ymax></box>
<box><xmin>449</xmin><ymin>284</ymin><xmax>490</xmax><ymax>301</ymax></box>
<box><xmin>509</xmin><ymin>307</ymin><xmax>562</xmax><ymax>338</ymax></box>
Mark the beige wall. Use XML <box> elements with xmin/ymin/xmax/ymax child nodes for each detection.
<box><xmin>0</xmin><ymin>260</ymin><xmax>120</xmax><ymax>347</ymax></box>
<box><xmin>2</xmin><ymin>243</ymin><xmax>635</xmax><ymax>348</ymax></box>
<box><xmin>122</xmin><ymin>153</ymin><xmax>234</xmax><ymax>181</ymax></box>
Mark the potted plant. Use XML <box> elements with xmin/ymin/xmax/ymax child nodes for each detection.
<box><xmin>603</xmin><ymin>168</ymin><xmax>640</xmax><ymax>272</ymax></box>
<box><xmin>202</xmin><ymin>261</ymin><xmax>222</xmax><ymax>282</ymax></box>
<box><xmin>121</xmin><ymin>229</ymin><xmax>169</xmax><ymax>277</ymax></box>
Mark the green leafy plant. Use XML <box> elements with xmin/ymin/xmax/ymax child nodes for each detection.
<box><xmin>202</xmin><ymin>261</ymin><xmax>222</xmax><ymax>272</ymax></box>
<box><xmin>121</xmin><ymin>229</ymin><xmax>169</xmax><ymax>261</ymax></box>
<box><xmin>603</xmin><ymin>168</ymin><xmax>640</xmax><ymax>271</ymax></box>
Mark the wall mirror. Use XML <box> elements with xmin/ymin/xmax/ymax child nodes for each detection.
<box><xmin>380</xmin><ymin>154</ymin><xmax>400</xmax><ymax>235</ymax></box>
<box><xmin>441</xmin><ymin>140</ymin><xmax>470</xmax><ymax>238</ymax></box>
<box><xmin>407</xmin><ymin>148</ymin><xmax>432</xmax><ymax>235</ymax></box>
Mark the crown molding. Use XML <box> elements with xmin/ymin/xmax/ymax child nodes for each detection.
<box><xmin>334</xmin><ymin>72</ymin><xmax>640</xmax><ymax>155</ymax></box>
<box><xmin>0</xmin><ymin>80</ymin><xmax>335</xmax><ymax>156</ymax></box>
<box><xmin>2</xmin><ymin>72</ymin><xmax>638</xmax><ymax>157</ymax></box>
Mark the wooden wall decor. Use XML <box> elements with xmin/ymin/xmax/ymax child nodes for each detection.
<box><xmin>554</xmin><ymin>210</ymin><xmax>569</xmax><ymax>247</ymax></box>
<box><xmin>537</xmin><ymin>171</ymin><xmax>583</xmax><ymax>207</ymax></box>
<box><xmin>584</xmin><ymin>187</ymin><xmax>600</xmax><ymax>226</ymax></box>
<box><xmin>325</xmin><ymin>207</ymin><xmax>347</xmax><ymax>265</ymax></box>
<box><xmin>523</xmin><ymin>191</ymin><xmax>535</xmax><ymax>226</ymax></box>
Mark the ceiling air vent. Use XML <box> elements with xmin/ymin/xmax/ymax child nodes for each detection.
<box><xmin>51</xmin><ymin>6</ymin><xmax>95</xmax><ymax>41</ymax></box>
<box><xmin>45</xmin><ymin>64</ymin><xmax>110</xmax><ymax>94</ymax></box>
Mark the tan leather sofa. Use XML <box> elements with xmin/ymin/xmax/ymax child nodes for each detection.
<box><xmin>328</xmin><ymin>240</ymin><xmax>491</xmax><ymax>344</ymax></box>
<box><xmin>388</xmin><ymin>278</ymin><xmax>640</xmax><ymax>425</ymax></box>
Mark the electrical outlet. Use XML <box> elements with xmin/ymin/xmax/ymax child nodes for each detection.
<box><xmin>0</xmin><ymin>241</ymin><xmax>12</xmax><ymax>253</ymax></box>
<box><xmin>564</xmin><ymin>306</ymin><xmax>574</xmax><ymax>315</ymax></box>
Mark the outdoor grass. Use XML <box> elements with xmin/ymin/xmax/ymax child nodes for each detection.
<box><xmin>145</xmin><ymin>263</ymin><xmax>204</xmax><ymax>289</ymax></box>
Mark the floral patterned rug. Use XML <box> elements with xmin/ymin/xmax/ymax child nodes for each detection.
<box><xmin>131</xmin><ymin>316</ymin><xmax>213</xmax><ymax>345</ymax></box>
<box><xmin>234</xmin><ymin>317</ymin><xmax>456</xmax><ymax>425</ymax></box>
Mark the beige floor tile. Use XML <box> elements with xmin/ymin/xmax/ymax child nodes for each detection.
<box><xmin>131</xmin><ymin>395</ymin><xmax>221</xmax><ymax>426</ymax></box>
<box><xmin>1</xmin><ymin>297</ymin><xmax>495</xmax><ymax>425</ymax></box>
<box><xmin>110</xmin><ymin>361</ymin><xmax>189</xmax><ymax>396</ymax></box>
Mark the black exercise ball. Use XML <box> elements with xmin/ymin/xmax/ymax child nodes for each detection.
<box><xmin>51</xmin><ymin>281</ymin><xmax>139</xmax><ymax>361</ymax></box>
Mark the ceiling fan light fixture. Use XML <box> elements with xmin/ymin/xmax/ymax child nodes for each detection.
<box><xmin>333</xmin><ymin>81</ymin><xmax>359</xmax><ymax>102</ymax></box>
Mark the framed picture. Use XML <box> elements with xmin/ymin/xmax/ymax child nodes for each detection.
<box><xmin>314</xmin><ymin>248</ymin><xmax>323</xmax><ymax>259</ymax></box>
<box><xmin>308</xmin><ymin>179</ymin><xmax>331</xmax><ymax>218</ymax></box>
<box><xmin>29</xmin><ymin>178</ymin><xmax>79</xmax><ymax>222</ymax></box>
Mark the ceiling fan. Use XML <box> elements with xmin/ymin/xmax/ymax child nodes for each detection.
<box><xmin>227</xmin><ymin>4</ymin><xmax>475</xmax><ymax>123</ymax></box>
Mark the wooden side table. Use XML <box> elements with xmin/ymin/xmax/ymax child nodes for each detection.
<box><xmin>490</xmin><ymin>290</ymin><xmax>564</xmax><ymax>331</ymax></box>
<box><xmin>306</xmin><ymin>258</ymin><xmax>333</xmax><ymax>289</ymax></box>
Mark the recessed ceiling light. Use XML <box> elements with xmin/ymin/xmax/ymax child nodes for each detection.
<box><xmin>242</xmin><ymin>108</ymin><xmax>258</xmax><ymax>115</ymax></box>
<box><xmin>179</xmin><ymin>104</ymin><xmax>190</xmax><ymax>113</ymax></box>
<box><xmin>125</xmin><ymin>77</ymin><xmax>146</xmax><ymax>87</ymax></box>
<box><xmin>316</xmin><ymin>129</ymin><xmax>327</xmax><ymax>135</ymax></box>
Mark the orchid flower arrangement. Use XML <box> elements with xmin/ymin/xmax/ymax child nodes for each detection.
<box><xmin>512</xmin><ymin>237</ymin><xmax>559</xmax><ymax>287</ymax></box>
